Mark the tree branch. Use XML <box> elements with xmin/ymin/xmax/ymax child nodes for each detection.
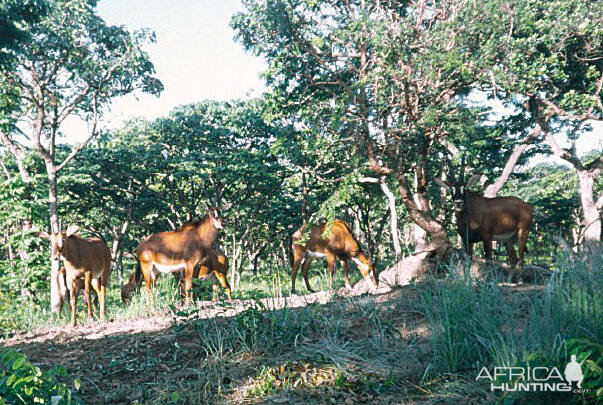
<box><xmin>0</xmin><ymin>131</ymin><xmax>31</xmax><ymax>182</ymax></box>
<box><xmin>531</xmin><ymin>100</ymin><xmax>586</xmax><ymax>171</ymax></box>
<box><xmin>56</xmin><ymin>94</ymin><xmax>99</xmax><ymax>172</ymax></box>
<box><xmin>483</xmin><ymin>127</ymin><xmax>540</xmax><ymax>197</ymax></box>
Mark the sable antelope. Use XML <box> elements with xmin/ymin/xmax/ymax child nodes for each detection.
<box><xmin>135</xmin><ymin>206</ymin><xmax>230</xmax><ymax>303</ymax></box>
<box><xmin>121</xmin><ymin>248</ymin><xmax>232</xmax><ymax>303</ymax></box>
<box><xmin>35</xmin><ymin>226</ymin><xmax>111</xmax><ymax>326</ymax></box>
<box><xmin>121</xmin><ymin>266</ymin><xmax>143</xmax><ymax>304</ymax></box>
<box><xmin>291</xmin><ymin>219</ymin><xmax>378</xmax><ymax>294</ymax></box>
<box><xmin>436</xmin><ymin>168</ymin><xmax>533</xmax><ymax>271</ymax></box>
<box><xmin>175</xmin><ymin>249</ymin><xmax>232</xmax><ymax>301</ymax></box>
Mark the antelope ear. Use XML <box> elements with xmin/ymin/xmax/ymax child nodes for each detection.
<box><xmin>65</xmin><ymin>225</ymin><xmax>79</xmax><ymax>237</ymax></box>
<box><xmin>33</xmin><ymin>231</ymin><xmax>51</xmax><ymax>239</ymax></box>
<box><xmin>434</xmin><ymin>178</ymin><xmax>450</xmax><ymax>189</ymax></box>
<box><xmin>222</xmin><ymin>202</ymin><xmax>233</xmax><ymax>212</ymax></box>
<box><xmin>466</xmin><ymin>175</ymin><xmax>483</xmax><ymax>188</ymax></box>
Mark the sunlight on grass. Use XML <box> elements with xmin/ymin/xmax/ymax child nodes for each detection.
<box><xmin>1</xmin><ymin>251</ymin><xmax>601</xmax><ymax>404</ymax></box>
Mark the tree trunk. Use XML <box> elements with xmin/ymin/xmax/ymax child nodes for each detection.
<box><xmin>353</xmin><ymin>215</ymin><xmax>361</xmax><ymax>240</ymax></box>
<box><xmin>0</xmin><ymin>132</ymin><xmax>31</xmax><ymax>184</ymax></box>
<box><xmin>5</xmin><ymin>228</ymin><xmax>14</xmax><ymax>262</ymax></box>
<box><xmin>483</xmin><ymin>130</ymin><xmax>539</xmax><ymax>198</ymax></box>
<box><xmin>412</xmin><ymin>224</ymin><xmax>428</xmax><ymax>252</ymax></box>
<box><xmin>250</xmin><ymin>244</ymin><xmax>267</xmax><ymax>276</ymax></box>
<box><xmin>281</xmin><ymin>242</ymin><xmax>290</xmax><ymax>270</ymax></box>
<box><xmin>379</xmin><ymin>178</ymin><xmax>402</xmax><ymax>260</ymax></box>
<box><xmin>116</xmin><ymin>251</ymin><xmax>124</xmax><ymax>284</ymax></box>
<box><xmin>577</xmin><ymin>170</ymin><xmax>601</xmax><ymax>249</ymax></box>
<box><xmin>484</xmin><ymin>143</ymin><xmax>530</xmax><ymax>198</ymax></box>
<box><xmin>411</xmin><ymin>173</ymin><xmax>429</xmax><ymax>252</ymax></box>
<box><xmin>230</xmin><ymin>234</ymin><xmax>242</xmax><ymax>289</ymax></box>
<box><xmin>110</xmin><ymin>219</ymin><xmax>131</xmax><ymax>279</ymax></box>
<box><xmin>397</xmin><ymin>173</ymin><xmax>453</xmax><ymax>260</ymax></box>
<box><xmin>535</xmin><ymin>105</ymin><xmax>601</xmax><ymax>250</ymax></box>
<box><xmin>301</xmin><ymin>171</ymin><xmax>308</xmax><ymax>225</ymax></box>
<box><xmin>46</xmin><ymin>165</ymin><xmax>63</xmax><ymax>313</ymax></box>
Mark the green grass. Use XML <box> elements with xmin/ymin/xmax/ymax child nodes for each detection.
<box><xmin>0</xmin><ymin>271</ymin><xmax>184</xmax><ymax>334</ymax></box>
<box><xmin>0</xmin><ymin>260</ymin><xmax>365</xmax><ymax>334</ymax></box>
<box><xmin>417</xmin><ymin>250</ymin><xmax>602</xmax><ymax>404</ymax></box>
<box><xmin>233</xmin><ymin>260</ymin><xmax>368</xmax><ymax>299</ymax></box>
<box><xmin>1</xmin><ymin>250</ymin><xmax>601</xmax><ymax>403</ymax></box>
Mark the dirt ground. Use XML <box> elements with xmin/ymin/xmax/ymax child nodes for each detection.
<box><xmin>3</xmin><ymin>280</ymin><xmax>539</xmax><ymax>404</ymax></box>
<box><xmin>3</xmin><ymin>284</ymin><xmax>403</xmax><ymax>404</ymax></box>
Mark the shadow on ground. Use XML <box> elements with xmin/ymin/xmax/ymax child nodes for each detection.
<box><xmin>4</xmin><ymin>286</ymin><xmax>436</xmax><ymax>404</ymax></box>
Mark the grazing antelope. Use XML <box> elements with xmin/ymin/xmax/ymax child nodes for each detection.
<box><xmin>436</xmin><ymin>171</ymin><xmax>533</xmax><ymax>271</ymax></box>
<box><xmin>35</xmin><ymin>226</ymin><xmax>111</xmax><ymax>326</ymax></box>
<box><xmin>122</xmin><ymin>248</ymin><xmax>232</xmax><ymax>303</ymax></box>
<box><xmin>135</xmin><ymin>206</ymin><xmax>229</xmax><ymax>303</ymax></box>
<box><xmin>291</xmin><ymin>219</ymin><xmax>378</xmax><ymax>294</ymax></box>
<box><xmin>121</xmin><ymin>265</ymin><xmax>143</xmax><ymax>304</ymax></box>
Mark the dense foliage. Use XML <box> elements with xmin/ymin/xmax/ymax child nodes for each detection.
<box><xmin>0</xmin><ymin>0</ymin><xmax>601</xmax><ymax>402</ymax></box>
<box><xmin>0</xmin><ymin>348</ymin><xmax>78</xmax><ymax>404</ymax></box>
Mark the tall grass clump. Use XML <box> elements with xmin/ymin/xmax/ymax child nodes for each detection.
<box><xmin>417</xmin><ymin>259</ymin><xmax>521</xmax><ymax>372</ymax></box>
<box><xmin>417</xmin><ymin>250</ymin><xmax>602</xmax><ymax>403</ymax></box>
<box><xmin>169</xmin><ymin>292</ymin><xmax>413</xmax><ymax>402</ymax></box>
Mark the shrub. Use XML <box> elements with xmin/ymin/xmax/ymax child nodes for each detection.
<box><xmin>0</xmin><ymin>348</ymin><xmax>78</xmax><ymax>404</ymax></box>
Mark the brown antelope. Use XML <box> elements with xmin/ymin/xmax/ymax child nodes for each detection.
<box><xmin>436</xmin><ymin>171</ymin><xmax>533</xmax><ymax>271</ymax></box>
<box><xmin>35</xmin><ymin>225</ymin><xmax>111</xmax><ymax>326</ymax></box>
<box><xmin>291</xmin><ymin>219</ymin><xmax>378</xmax><ymax>294</ymax></box>
<box><xmin>135</xmin><ymin>206</ymin><xmax>229</xmax><ymax>303</ymax></box>
<box><xmin>176</xmin><ymin>249</ymin><xmax>232</xmax><ymax>301</ymax></box>
<box><xmin>121</xmin><ymin>266</ymin><xmax>143</xmax><ymax>304</ymax></box>
<box><xmin>122</xmin><ymin>248</ymin><xmax>232</xmax><ymax>303</ymax></box>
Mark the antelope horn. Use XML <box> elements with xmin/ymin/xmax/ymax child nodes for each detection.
<box><xmin>459</xmin><ymin>153</ymin><xmax>466</xmax><ymax>185</ymax></box>
<box><xmin>445</xmin><ymin>157</ymin><xmax>456</xmax><ymax>183</ymax></box>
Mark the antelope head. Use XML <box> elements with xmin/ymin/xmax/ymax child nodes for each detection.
<box><xmin>34</xmin><ymin>225</ymin><xmax>79</xmax><ymax>260</ymax></box>
<box><xmin>207</xmin><ymin>202</ymin><xmax>232</xmax><ymax>230</ymax></box>
<box><xmin>435</xmin><ymin>158</ymin><xmax>484</xmax><ymax>211</ymax></box>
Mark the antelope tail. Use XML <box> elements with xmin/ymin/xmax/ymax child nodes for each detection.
<box><xmin>134</xmin><ymin>258</ymin><xmax>143</xmax><ymax>286</ymax></box>
<box><xmin>288</xmin><ymin>236</ymin><xmax>294</xmax><ymax>268</ymax></box>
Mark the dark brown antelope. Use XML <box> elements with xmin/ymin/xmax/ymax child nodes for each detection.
<box><xmin>35</xmin><ymin>225</ymin><xmax>111</xmax><ymax>326</ymax></box>
<box><xmin>121</xmin><ymin>266</ymin><xmax>143</xmax><ymax>304</ymax></box>
<box><xmin>436</xmin><ymin>170</ymin><xmax>533</xmax><ymax>271</ymax></box>
<box><xmin>135</xmin><ymin>206</ymin><xmax>229</xmax><ymax>303</ymax></box>
<box><xmin>291</xmin><ymin>219</ymin><xmax>378</xmax><ymax>294</ymax></box>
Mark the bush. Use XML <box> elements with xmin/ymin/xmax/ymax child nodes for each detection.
<box><xmin>0</xmin><ymin>348</ymin><xmax>78</xmax><ymax>404</ymax></box>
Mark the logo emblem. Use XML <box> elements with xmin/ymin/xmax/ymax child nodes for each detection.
<box><xmin>564</xmin><ymin>354</ymin><xmax>587</xmax><ymax>388</ymax></box>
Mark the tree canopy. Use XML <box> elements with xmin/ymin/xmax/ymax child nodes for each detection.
<box><xmin>0</xmin><ymin>0</ymin><xmax>600</xmax><ymax>310</ymax></box>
